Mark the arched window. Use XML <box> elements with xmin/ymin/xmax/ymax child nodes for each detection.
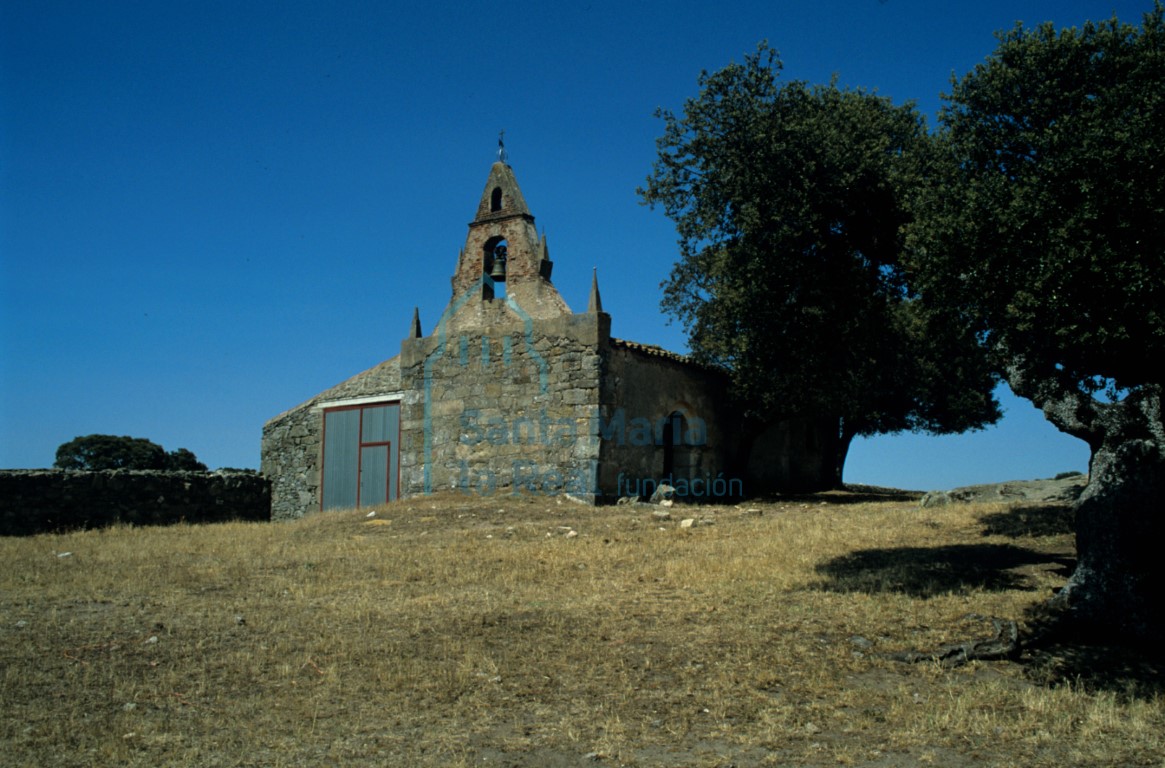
<box><xmin>662</xmin><ymin>410</ymin><xmax>699</xmax><ymax>485</ymax></box>
<box><xmin>490</xmin><ymin>187</ymin><xmax>503</xmax><ymax>212</ymax></box>
<box><xmin>662</xmin><ymin>411</ymin><xmax>685</xmax><ymax>479</ymax></box>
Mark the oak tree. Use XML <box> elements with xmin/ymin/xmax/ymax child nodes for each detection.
<box><xmin>640</xmin><ymin>45</ymin><xmax>999</xmax><ymax>489</ymax></box>
<box><xmin>54</xmin><ymin>435</ymin><xmax>208</xmax><ymax>472</ymax></box>
<box><xmin>912</xmin><ymin>5</ymin><xmax>1165</xmax><ymax>639</ymax></box>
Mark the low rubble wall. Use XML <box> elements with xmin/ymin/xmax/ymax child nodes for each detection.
<box><xmin>0</xmin><ymin>469</ymin><xmax>271</xmax><ymax>536</ymax></box>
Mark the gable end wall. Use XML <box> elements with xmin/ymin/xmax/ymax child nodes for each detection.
<box><xmin>398</xmin><ymin>312</ymin><xmax>608</xmax><ymax>501</ymax></box>
<box><xmin>261</xmin><ymin>356</ymin><xmax>402</xmax><ymax>519</ymax></box>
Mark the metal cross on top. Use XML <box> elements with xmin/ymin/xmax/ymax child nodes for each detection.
<box><xmin>497</xmin><ymin>130</ymin><xmax>507</xmax><ymax>163</ymax></box>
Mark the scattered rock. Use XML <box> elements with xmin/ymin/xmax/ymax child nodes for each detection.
<box><xmin>679</xmin><ymin>518</ymin><xmax>695</xmax><ymax>529</ymax></box>
<box><xmin>651</xmin><ymin>510</ymin><xmax>671</xmax><ymax>521</ymax></box>
<box><xmin>144</xmin><ymin>636</ymin><xmax>158</xmax><ymax>645</ymax></box>
<box><xmin>56</xmin><ymin>552</ymin><xmax>72</xmax><ymax>558</ymax></box>
<box><xmin>649</xmin><ymin>484</ymin><xmax>676</xmax><ymax>504</ymax></box>
<box><xmin>920</xmin><ymin>475</ymin><xmax>1087</xmax><ymax>507</ymax></box>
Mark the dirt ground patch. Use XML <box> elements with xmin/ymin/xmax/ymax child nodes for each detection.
<box><xmin>1</xmin><ymin>491</ymin><xmax>1162</xmax><ymax>767</ymax></box>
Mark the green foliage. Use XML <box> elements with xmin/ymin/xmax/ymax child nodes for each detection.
<box><xmin>54</xmin><ymin>435</ymin><xmax>166</xmax><ymax>470</ymax></box>
<box><xmin>912</xmin><ymin>4</ymin><xmax>1165</xmax><ymax>400</ymax></box>
<box><xmin>53</xmin><ymin>435</ymin><xmax>207</xmax><ymax>472</ymax></box>
<box><xmin>166</xmin><ymin>447</ymin><xmax>209</xmax><ymax>472</ymax></box>
<box><xmin>640</xmin><ymin>44</ymin><xmax>1000</xmax><ymax>445</ymax></box>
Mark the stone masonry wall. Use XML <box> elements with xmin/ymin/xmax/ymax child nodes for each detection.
<box><xmin>260</xmin><ymin>405</ymin><xmax>320</xmax><ymax>520</ymax></box>
<box><xmin>599</xmin><ymin>342</ymin><xmax>739</xmax><ymax>501</ymax></box>
<box><xmin>261</xmin><ymin>356</ymin><xmax>402</xmax><ymax>519</ymax></box>
<box><xmin>0</xmin><ymin>470</ymin><xmax>270</xmax><ymax>536</ymax></box>
<box><xmin>399</xmin><ymin>311</ymin><xmax>608</xmax><ymax>501</ymax></box>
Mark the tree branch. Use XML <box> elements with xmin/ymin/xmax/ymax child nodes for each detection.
<box><xmin>1004</xmin><ymin>360</ymin><xmax>1105</xmax><ymax>450</ymax></box>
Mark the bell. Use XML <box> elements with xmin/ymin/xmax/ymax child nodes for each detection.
<box><xmin>489</xmin><ymin>246</ymin><xmax>507</xmax><ymax>282</ymax></box>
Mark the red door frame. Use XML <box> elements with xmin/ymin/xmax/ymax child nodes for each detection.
<box><xmin>320</xmin><ymin>401</ymin><xmax>401</xmax><ymax>511</ymax></box>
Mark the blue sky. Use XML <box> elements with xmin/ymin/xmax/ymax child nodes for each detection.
<box><xmin>2</xmin><ymin>0</ymin><xmax>1145</xmax><ymax>488</ymax></box>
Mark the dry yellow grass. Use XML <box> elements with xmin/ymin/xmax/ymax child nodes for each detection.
<box><xmin>1</xmin><ymin>492</ymin><xmax>1162</xmax><ymax>767</ymax></box>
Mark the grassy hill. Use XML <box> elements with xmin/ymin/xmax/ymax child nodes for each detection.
<box><xmin>2</xmin><ymin>491</ymin><xmax>1162</xmax><ymax>767</ymax></box>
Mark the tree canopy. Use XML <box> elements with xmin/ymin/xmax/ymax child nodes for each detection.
<box><xmin>912</xmin><ymin>5</ymin><xmax>1165</xmax><ymax>420</ymax></box>
<box><xmin>54</xmin><ymin>435</ymin><xmax>208</xmax><ymax>472</ymax></box>
<box><xmin>639</xmin><ymin>44</ymin><xmax>1000</xmax><ymax>486</ymax></box>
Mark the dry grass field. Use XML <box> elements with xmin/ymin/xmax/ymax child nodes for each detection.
<box><xmin>2</xmin><ymin>490</ymin><xmax>1163</xmax><ymax>767</ymax></box>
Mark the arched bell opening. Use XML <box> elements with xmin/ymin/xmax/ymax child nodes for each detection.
<box><xmin>483</xmin><ymin>236</ymin><xmax>508</xmax><ymax>300</ymax></box>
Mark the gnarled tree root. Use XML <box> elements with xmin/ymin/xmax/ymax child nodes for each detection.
<box><xmin>886</xmin><ymin>615</ymin><xmax>1020</xmax><ymax>668</ymax></box>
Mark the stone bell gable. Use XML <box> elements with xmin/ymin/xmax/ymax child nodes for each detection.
<box><xmin>446</xmin><ymin>161</ymin><xmax>571</xmax><ymax>333</ymax></box>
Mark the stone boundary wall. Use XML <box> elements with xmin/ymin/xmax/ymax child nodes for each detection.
<box><xmin>0</xmin><ymin>470</ymin><xmax>271</xmax><ymax>536</ymax></box>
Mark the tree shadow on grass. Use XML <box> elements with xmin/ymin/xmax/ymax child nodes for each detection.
<box><xmin>751</xmin><ymin>485</ymin><xmax>925</xmax><ymax>506</ymax></box>
<box><xmin>1022</xmin><ymin>639</ymin><xmax>1165</xmax><ymax>698</ymax></box>
<box><xmin>979</xmin><ymin>503</ymin><xmax>1075</xmax><ymax>538</ymax></box>
<box><xmin>815</xmin><ymin>543</ymin><xmax>1073</xmax><ymax>598</ymax></box>
<box><xmin>817</xmin><ymin>538</ymin><xmax>1164</xmax><ymax>697</ymax></box>
<box><xmin>1019</xmin><ymin>603</ymin><xmax>1165</xmax><ymax>698</ymax></box>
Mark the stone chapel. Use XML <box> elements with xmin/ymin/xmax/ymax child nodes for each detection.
<box><xmin>261</xmin><ymin>154</ymin><xmax>824</xmax><ymax>518</ymax></box>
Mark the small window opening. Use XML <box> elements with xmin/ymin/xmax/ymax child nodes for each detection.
<box><xmin>490</xmin><ymin>187</ymin><xmax>503</xmax><ymax>212</ymax></box>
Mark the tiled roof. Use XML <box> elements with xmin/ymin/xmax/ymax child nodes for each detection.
<box><xmin>611</xmin><ymin>337</ymin><xmax>701</xmax><ymax>366</ymax></box>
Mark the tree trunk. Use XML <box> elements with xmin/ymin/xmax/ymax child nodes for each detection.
<box><xmin>805</xmin><ymin>415</ymin><xmax>848</xmax><ymax>491</ymax></box>
<box><xmin>742</xmin><ymin>414</ymin><xmax>845</xmax><ymax>493</ymax></box>
<box><xmin>833</xmin><ymin>423</ymin><xmax>856</xmax><ymax>489</ymax></box>
<box><xmin>1053</xmin><ymin>436</ymin><xmax>1165</xmax><ymax>642</ymax></box>
<box><xmin>1005</xmin><ymin>367</ymin><xmax>1165</xmax><ymax>643</ymax></box>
